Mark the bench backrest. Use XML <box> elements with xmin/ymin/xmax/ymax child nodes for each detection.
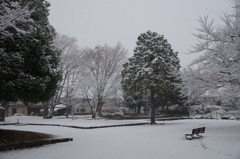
<box><xmin>192</xmin><ymin>128</ymin><xmax>200</xmax><ymax>135</ymax></box>
<box><xmin>199</xmin><ymin>127</ymin><xmax>205</xmax><ymax>133</ymax></box>
<box><xmin>192</xmin><ymin>127</ymin><xmax>205</xmax><ymax>135</ymax></box>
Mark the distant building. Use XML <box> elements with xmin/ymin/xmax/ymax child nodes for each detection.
<box><xmin>2</xmin><ymin>97</ymin><xmax>123</xmax><ymax>117</ymax></box>
<box><xmin>4</xmin><ymin>101</ymin><xmax>42</xmax><ymax>117</ymax></box>
<box><xmin>74</xmin><ymin>98</ymin><xmax>92</xmax><ymax>114</ymax></box>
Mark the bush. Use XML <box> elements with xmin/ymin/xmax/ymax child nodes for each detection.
<box><xmin>101</xmin><ymin>107</ymin><xmax>123</xmax><ymax>117</ymax></box>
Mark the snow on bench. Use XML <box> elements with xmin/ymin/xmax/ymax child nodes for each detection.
<box><xmin>185</xmin><ymin>127</ymin><xmax>205</xmax><ymax>140</ymax></box>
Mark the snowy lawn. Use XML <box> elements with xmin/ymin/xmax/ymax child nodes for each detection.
<box><xmin>0</xmin><ymin>116</ymin><xmax>240</xmax><ymax>159</ymax></box>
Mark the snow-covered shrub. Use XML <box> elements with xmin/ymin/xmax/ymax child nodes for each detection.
<box><xmin>158</xmin><ymin>105</ymin><xmax>189</xmax><ymax>116</ymax></box>
<box><xmin>190</xmin><ymin>105</ymin><xmax>240</xmax><ymax>119</ymax></box>
<box><xmin>101</xmin><ymin>106</ymin><xmax>123</xmax><ymax>116</ymax></box>
<box><xmin>166</xmin><ymin>105</ymin><xmax>189</xmax><ymax>116</ymax></box>
<box><xmin>101</xmin><ymin>107</ymin><xmax>124</xmax><ymax>120</ymax></box>
<box><xmin>119</xmin><ymin>107</ymin><xmax>127</xmax><ymax>115</ymax></box>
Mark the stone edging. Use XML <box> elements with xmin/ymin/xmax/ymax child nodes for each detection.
<box><xmin>0</xmin><ymin>138</ymin><xmax>73</xmax><ymax>151</ymax></box>
<box><xmin>27</xmin><ymin>122</ymin><xmax>150</xmax><ymax>129</ymax></box>
<box><xmin>0</xmin><ymin>122</ymin><xmax>165</xmax><ymax>129</ymax></box>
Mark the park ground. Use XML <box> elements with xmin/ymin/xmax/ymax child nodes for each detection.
<box><xmin>0</xmin><ymin>116</ymin><xmax>240</xmax><ymax>159</ymax></box>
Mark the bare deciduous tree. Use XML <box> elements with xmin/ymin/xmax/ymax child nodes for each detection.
<box><xmin>181</xmin><ymin>67</ymin><xmax>213</xmax><ymax>107</ymax></box>
<box><xmin>79</xmin><ymin>43</ymin><xmax>127</xmax><ymax>119</ymax></box>
<box><xmin>48</xmin><ymin>34</ymin><xmax>82</xmax><ymax>118</ymax></box>
<box><xmin>184</xmin><ymin>4</ymin><xmax>240</xmax><ymax>109</ymax></box>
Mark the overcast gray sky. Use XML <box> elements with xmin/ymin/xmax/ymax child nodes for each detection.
<box><xmin>47</xmin><ymin>0</ymin><xmax>235</xmax><ymax>67</ymax></box>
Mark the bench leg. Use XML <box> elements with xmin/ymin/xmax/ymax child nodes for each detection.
<box><xmin>197</xmin><ymin>134</ymin><xmax>203</xmax><ymax>138</ymax></box>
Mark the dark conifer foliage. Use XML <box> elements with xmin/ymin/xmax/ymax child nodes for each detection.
<box><xmin>0</xmin><ymin>0</ymin><xmax>61</xmax><ymax>105</ymax></box>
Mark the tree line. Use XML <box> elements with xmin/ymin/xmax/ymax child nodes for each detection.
<box><xmin>1</xmin><ymin>0</ymin><xmax>239</xmax><ymax>123</ymax></box>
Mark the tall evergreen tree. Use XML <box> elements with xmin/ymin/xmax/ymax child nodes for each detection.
<box><xmin>122</xmin><ymin>30</ymin><xmax>182</xmax><ymax>124</ymax></box>
<box><xmin>0</xmin><ymin>0</ymin><xmax>61</xmax><ymax>106</ymax></box>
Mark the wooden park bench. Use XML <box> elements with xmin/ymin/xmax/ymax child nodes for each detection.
<box><xmin>185</xmin><ymin>127</ymin><xmax>205</xmax><ymax>140</ymax></box>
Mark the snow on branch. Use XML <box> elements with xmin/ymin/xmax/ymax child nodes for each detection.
<box><xmin>0</xmin><ymin>2</ymin><xmax>34</xmax><ymax>39</ymax></box>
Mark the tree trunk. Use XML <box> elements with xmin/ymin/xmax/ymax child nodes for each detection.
<box><xmin>97</xmin><ymin>96</ymin><xmax>104</xmax><ymax>117</ymax></box>
<box><xmin>92</xmin><ymin>109</ymin><xmax>97</xmax><ymax>120</ymax></box>
<box><xmin>137</xmin><ymin>105</ymin><xmax>141</xmax><ymax>114</ymax></box>
<box><xmin>5</xmin><ymin>102</ymin><xmax>9</xmax><ymax>117</ymax></box>
<box><xmin>42</xmin><ymin>102</ymin><xmax>49</xmax><ymax>119</ymax></box>
<box><xmin>201</xmin><ymin>104</ymin><xmax>204</xmax><ymax>111</ymax></box>
<box><xmin>97</xmin><ymin>106</ymin><xmax>102</xmax><ymax>117</ymax></box>
<box><xmin>66</xmin><ymin>107</ymin><xmax>69</xmax><ymax>118</ymax></box>
<box><xmin>91</xmin><ymin>106</ymin><xmax>97</xmax><ymax>120</ymax></box>
<box><xmin>92</xmin><ymin>113</ymin><xmax>96</xmax><ymax>120</ymax></box>
<box><xmin>0</xmin><ymin>102</ymin><xmax>7</xmax><ymax>121</ymax></box>
<box><xmin>161</xmin><ymin>105</ymin><xmax>165</xmax><ymax>113</ymax></box>
<box><xmin>50</xmin><ymin>106</ymin><xmax>54</xmax><ymax>116</ymax></box>
<box><xmin>150</xmin><ymin>90</ymin><xmax>156</xmax><ymax>125</ymax></box>
<box><xmin>0</xmin><ymin>110</ymin><xmax>4</xmax><ymax>121</ymax></box>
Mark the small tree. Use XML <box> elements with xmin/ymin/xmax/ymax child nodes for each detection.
<box><xmin>122</xmin><ymin>30</ymin><xmax>182</xmax><ymax>124</ymax></box>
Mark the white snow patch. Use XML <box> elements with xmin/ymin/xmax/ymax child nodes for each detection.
<box><xmin>0</xmin><ymin>116</ymin><xmax>240</xmax><ymax>159</ymax></box>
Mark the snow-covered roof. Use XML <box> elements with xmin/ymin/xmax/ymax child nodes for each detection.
<box><xmin>55</xmin><ymin>104</ymin><xmax>66</xmax><ymax>108</ymax></box>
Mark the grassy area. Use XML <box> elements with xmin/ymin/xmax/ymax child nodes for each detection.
<box><xmin>0</xmin><ymin>129</ymin><xmax>53</xmax><ymax>146</ymax></box>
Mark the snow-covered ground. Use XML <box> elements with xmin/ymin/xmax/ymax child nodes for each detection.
<box><xmin>0</xmin><ymin>116</ymin><xmax>240</xmax><ymax>159</ymax></box>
